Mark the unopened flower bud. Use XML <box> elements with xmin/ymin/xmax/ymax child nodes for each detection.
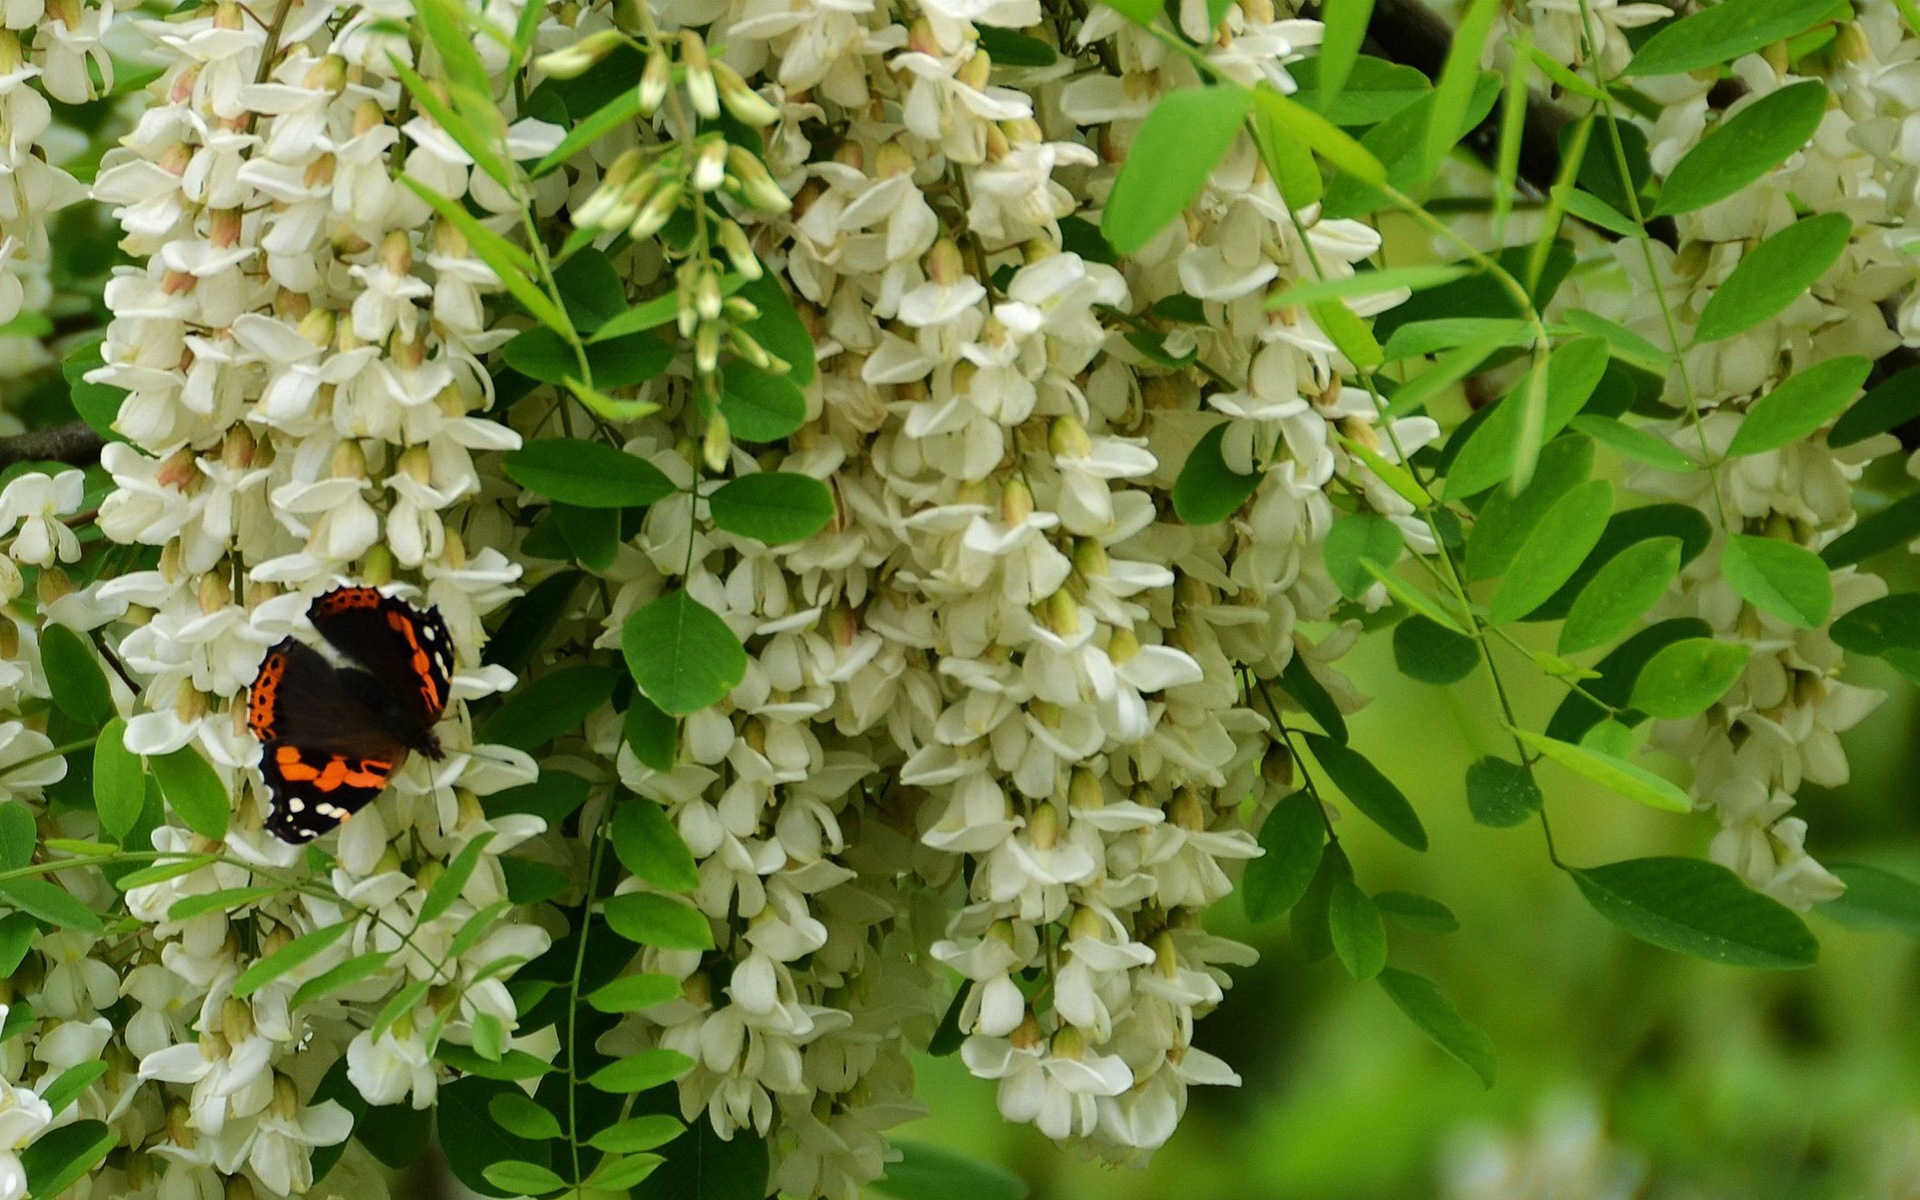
<box><xmin>1026</xmin><ymin>802</ymin><xmax>1061</xmax><ymax>849</ymax></box>
<box><xmin>362</xmin><ymin>545</ymin><xmax>394</xmax><ymax>587</ymax></box>
<box><xmin>198</xmin><ymin>572</ymin><xmax>229</xmax><ymax>616</ymax></box>
<box><xmin>925</xmin><ymin>238</ymin><xmax>966</xmax><ymax>286</ymax></box>
<box><xmin>713</xmin><ymin>60</ymin><xmax>780</xmax><ymax>126</ymax></box>
<box><xmin>226</xmin><ymin>1173</ymin><xmax>256</xmax><ymax>1200</ymax></box>
<box><xmin>536</xmin><ymin>28</ymin><xmax>626</xmax><ymax>78</ymax></box>
<box><xmin>1068</xmin><ymin>767</ymin><xmax>1104</xmax><ymax>811</ymax></box>
<box><xmin>36</xmin><ymin>567</ymin><xmax>72</xmax><ymax>607</ymax></box>
<box><xmin>1010</xmin><ymin>1011</ymin><xmax>1043</xmax><ymax>1050</ymax></box>
<box><xmin>1049</xmin><ymin>1024</ymin><xmax>1085</xmax><ymax>1060</ymax></box>
<box><xmin>695</xmin><ymin>318</ymin><xmax>722</xmax><ymax>375</ymax></box>
<box><xmin>1170</xmin><ymin>787</ymin><xmax>1207</xmax><ymax>831</ymax></box>
<box><xmin>681</xmin><ymin>31</ymin><xmax>720</xmax><ymax>118</ymax></box>
<box><xmin>1262</xmin><ymin>742</ymin><xmax>1294</xmax><ymax>787</ymax></box>
<box><xmin>221</xmin><ymin>997</ymin><xmax>254</xmax><ymax>1042</ymax></box>
<box><xmin>714</xmin><ymin>218</ymin><xmax>764</xmax><ymax>279</ymax></box>
<box><xmin>629</xmin><ymin>179</ymin><xmax>684</xmax><ymax>240</ymax></box>
<box><xmin>703</xmin><ymin>412</ymin><xmax>731</xmax><ymax>471</ymax></box>
<box><xmin>330</xmin><ymin>440</ymin><xmax>368</xmax><ymax>480</ymax></box>
<box><xmin>639</xmin><ymin>47</ymin><xmax>672</xmax><ymax>116</ymax></box>
<box><xmin>725</xmin><ymin>144</ymin><xmax>791</xmax><ymax>212</ymax></box>
<box><xmin>1001</xmin><ymin>476</ymin><xmax>1033</xmax><ymax>526</ymax></box>
<box><xmin>693</xmin><ymin>135</ymin><xmax>729</xmax><ymax>192</ymax></box>
<box><xmin>1049</xmin><ymin>415</ymin><xmax>1092</xmax><ymax>459</ymax></box>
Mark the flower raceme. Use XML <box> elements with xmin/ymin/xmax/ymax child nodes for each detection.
<box><xmin>0</xmin><ymin>0</ymin><xmax>1908</xmax><ymax>1198</ymax></box>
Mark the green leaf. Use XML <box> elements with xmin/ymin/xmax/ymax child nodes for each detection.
<box><xmin>630</xmin><ymin>1118</ymin><xmax>768</xmax><ymax>1200</ymax></box>
<box><xmin>876</xmin><ymin>1142</ymin><xmax>1030</xmax><ymax>1200</ymax></box>
<box><xmin>489</xmin><ymin>1092</ymin><xmax>563</xmax><ymax>1142</ymax></box>
<box><xmin>1254</xmin><ymin>82</ymin><xmax>1388</xmax><ymax>184</ymax></box>
<box><xmin>1509</xmin><ymin>727</ymin><xmax>1692</xmax><ymax>813</ymax></box>
<box><xmin>1571</xmin><ymin>856</ymin><xmax>1819</xmax><ymax>967</ymax></box>
<box><xmin>1831</xmin><ymin>593</ymin><xmax>1920</xmax><ymax>657</ymax></box>
<box><xmin>439</xmin><ymin>1077</ymin><xmax>555</xmax><ymax>1200</ymax></box>
<box><xmin>233</xmin><ymin>922</ymin><xmax>352</xmax><ymax>997</ymax></box>
<box><xmin>1823</xmin><ymin>864</ymin><xmax>1920</xmax><ymax>936</ymax></box>
<box><xmin>1830</xmin><ymin>364</ymin><xmax>1920</xmax><ymax>448</ymax></box>
<box><xmin>1278</xmin><ymin>654</ymin><xmax>1348</xmax><ymax>743</ymax></box>
<box><xmin>1329</xmin><ymin>878</ymin><xmax>1387</xmax><ymax>980</ymax></box>
<box><xmin>1392</xmin><ymin>615</ymin><xmax>1479</xmax><ymax>685</ymax></box>
<box><xmin>506</xmin><ymin>325</ymin><xmax>674</xmax><ymax>389</ymax></box>
<box><xmin>1487</xmin><ymin>480</ymin><xmax>1614</xmax><ymax>624</ymax></box>
<box><xmin>1363</xmin><ymin>559</ymin><xmax>1471</xmax><ymax>636</ymax></box>
<box><xmin>418</xmin><ymin>0</ymin><xmax>491</xmax><ymax>98</ymax></box>
<box><xmin>1103</xmin><ymin>85</ymin><xmax>1253</xmax><ymax>256</ymax></box>
<box><xmin>612</xmin><ymin>798</ymin><xmax>698</xmax><ymax>892</ymax></box>
<box><xmin>1653</xmin><ymin>82</ymin><xmax>1828</xmax><ymax>216</ymax></box>
<box><xmin>1377</xmin><ymin>968</ymin><xmax>1495</xmax><ymax>1086</ymax></box>
<box><xmin>737</xmin><ymin>273</ymin><xmax>816</xmax><ymax>385</ymax></box>
<box><xmin>289</xmin><ymin>951</ymin><xmax>391</xmax><ymax>1009</ymax></box>
<box><xmin>1100</xmin><ymin>0</ymin><xmax>1160</xmax><ymax>23</ymax></box>
<box><xmin>1381</xmin><ymin>317</ymin><xmax>1531</xmax><ymax>362</ymax></box>
<box><xmin>587</xmin><ymin>972</ymin><xmax>682</xmax><ymax>1014</ymax></box>
<box><xmin>975</xmin><ymin>26</ymin><xmax>1058</xmax><ymax>66</ymax></box>
<box><xmin>1555</xmin><ymin>185</ymin><xmax>1640</xmax><ymax>237</ymax></box>
<box><xmin>39</xmin><ymin>1060</ymin><xmax>107</xmax><ymax>1116</ymax></box>
<box><xmin>535</xmin><ymin>84</ymin><xmax>643</xmax><ymax>177</ymax></box>
<box><xmin>1341</xmin><ymin>434</ymin><xmax>1433</xmax><ymax>510</ymax></box>
<box><xmin>63</xmin><ymin>338</ymin><xmax>127</xmax><ymax>442</ymax></box>
<box><xmin>1422</xmin><ymin>0</ymin><xmax>1501</xmax><ymax>180</ymax></box>
<box><xmin>0</xmin><ymin>878</ymin><xmax>101</xmax><ymax>933</ymax></box>
<box><xmin>1627</xmin><ymin>0</ymin><xmax>1836</xmax><ymax>75</ymax></box>
<box><xmin>553</xmin><ymin>502</ymin><xmax>620</xmax><ymax>572</ymax></box>
<box><xmin>1172</xmin><ymin>424</ymin><xmax>1260</xmax><ymax>525</ymax></box>
<box><xmin>1822</xmin><ymin>494</ymin><xmax>1920</xmax><ymax>568</ymax></box>
<box><xmin>1323</xmin><ymin>513</ymin><xmax>1404</xmax><ymax>599</ymax></box>
<box><xmin>1563</xmin><ymin>310</ymin><xmax>1670</xmax><ymax>375</ymax></box>
<box><xmin>436</xmin><ymin>1044</ymin><xmax>555</xmax><ymax>1082</ymax></box>
<box><xmin>20</xmin><ymin>1120</ymin><xmax>115</xmax><ymax>1200</ymax></box>
<box><xmin>1274</xmin><ymin>269</ymin><xmax>1476</xmax><ymax>316</ymax></box>
<box><xmin>1721</xmin><ymin>534</ymin><xmax>1831</xmax><ymax>628</ymax></box>
<box><xmin>1629</xmin><ymin>637</ymin><xmax>1750</xmax><ymax>718</ymax></box>
<box><xmin>420</xmin><ymin>831</ymin><xmax>498</xmax><ymax>924</ymax></box>
<box><xmin>168</xmin><ymin>886</ymin><xmax>280</xmax><ymax>921</ymax></box>
<box><xmin>93</xmin><ymin>718</ymin><xmax>144</xmax><ymax>842</ymax></box>
<box><xmin>392</xmin><ymin>57</ymin><xmax>513</xmax><ymax>192</ymax></box>
<box><xmin>482</xmin><ymin>1160</ymin><xmax>567</xmax><ymax>1196</ymax></box>
<box><xmin>708</xmin><ymin>473</ymin><xmax>835</xmax><ymax>545</ymax></box>
<box><xmin>145</xmin><ymin>744</ymin><xmax>230</xmax><ymax>837</ymax></box>
<box><xmin>719</xmin><ymin>363</ymin><xmax>808</xmax><ymax>442</ymax></box>
<box><xmin>590</xmin><ymin>1153</ymin><xmax>668</xmax><ymax>1191</ymax></box>
<box><xmin>1242</xmin><ymin>790</ymin><xmax>1326</xmax><ymax>922</ymax></box>
<box><xmin>1695</xmin><ymin>213</ymin><xmax>1851</xmax><ymax>344</ymax></box>
<box><xmin>41</xmin><ymin>624</ymin><xmax>112</xmax><ymax>730</ymax></box>
<box><xmin>0</xmin><ymin>802</ymin><xmax>28</xmax><ymax>870</ymax></box>
<box><xmin>1290</xmin><ymin>55</ymin><xmax>1430</xmax><ymax>126</ymax></box>
<box><xmin>1250</xmin><ymin>91</ymin><xmax>1326</xmax><ymax>208</ymax></box>
<box><xmin>1465</xmin><ymin>433</ymin><xmax>1594</xmax><ymax>581</ymax></box>
<box><xmin>1464</xmin><ymin>756</ymin><xmax>1542</xmax><ymax>827</ymax></box>
<box><xmin>0</xmin><ymin>912</ymin><xmax>34</xmax><ymax>977</ymax></box>
<box><xmin>588</xmin><ymin>1047</ymin><xmax>697</xmax><ymax>1094</ymax></box>
<box><xmin>401</xmin><ymin>177</ymin><xmax>569</xmax><ymax>333</ymax></box>
<box><xmin>623</xmin><ymin>693</ymin><xmax>677</xmax><ymax>774</ymax></box>
<box><xmin>590</xmin><ymin>1115</ymin><xmax>688</xmax><ymax>1155</ymax></box>
<box><xmin>1445</xmin><ymin>338</ymin><xmax>1610</xmax><ymax>498</ymax></box>
<box><xmin>603</xmin><ymin>891</ymin><xmax>714</xmax><ymax>949</ymax></box>
<box><xmin>1568</xmin><ymin>414</ymin><xmax>1695</xmax><ymax>472</ymax></box>
<box><xmin>1533</xmin><ymin>504</ymin><xmax>1712</xmax><ymax>621</ymax></box>
<box><xmin>479</xmin><ymin>664</ymin><xmax>618</xmax><ymax>751</ymax></box>
<box><xmin>1314</xmin><ymin>0</ymin><xmax>1376</xmax><ymax>118</ymax></box>
<box><xmin>545</xmin><ymin>251</ymin><xmax>633</xmax><ymax>331</ymax></box>
<box><xmin>1310</xmin><ymin>300</ymin><xmax>1383</xmax><ymax>371</ymax></box>
<box><xmin>1558</xmin><ymin>537</ymin><xmax>1681</xmax><ymax>654</ymax></box>
<box><xmin>1374</xmin><ymin>890</ymin><xmax>1459</xmax><ymax>933</ymax></box>
<box><xmin>622</xmin><ymin>590</ymin><xmax>747</xmax><ymax>716</ymax></box>
<box><xmin>1304</xmin><ymin>732</ymin><xmax>1427</xmax><ymax>851</ymax></box>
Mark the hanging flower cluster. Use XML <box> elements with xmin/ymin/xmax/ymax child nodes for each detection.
<box><xmin>0</xmin><ymin>0</ymin><xmax>1915</xmax><ymax>1198</ymax></box>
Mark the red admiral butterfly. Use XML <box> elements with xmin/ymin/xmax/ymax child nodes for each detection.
<box><xmin>248</xmin><ymin>586</ymin><xmax>453</xmax><ymax>844</ymax></box>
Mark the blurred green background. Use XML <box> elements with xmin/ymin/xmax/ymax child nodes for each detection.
<box><xmin>891</xmin><ymin>629</ymin><xmax>1920</xmax><ymax>1200</ymax></box>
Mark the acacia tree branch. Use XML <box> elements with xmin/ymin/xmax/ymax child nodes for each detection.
<box><xmin>0</xmin><ymin>421</ymin><xmax>106</xmax><ymax>471</ymax></box>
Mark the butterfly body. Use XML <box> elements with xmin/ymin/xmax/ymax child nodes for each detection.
<box><xmin>248</xmin><ymin>586</ymin><xmax>454</xmax><ymax>844</ymax></box>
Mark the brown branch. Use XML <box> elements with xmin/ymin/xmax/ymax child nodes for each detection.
<box><xmin>0</xmin><ymin>421</ymin><xmax>106</xmax><ymax>471</ymax></box>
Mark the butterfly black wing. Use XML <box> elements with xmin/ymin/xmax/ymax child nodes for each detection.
<box><xmin>307</xmin><ymin>587</ymin><xmax>454</xmax><ymax>741</ymax></box>
<box><xmin>250</xmin><ymin>638</ymin><xmax>409</xmax><ymax>843</ymax></box>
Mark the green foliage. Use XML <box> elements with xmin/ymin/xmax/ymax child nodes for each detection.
<box><xmin>1243</xmin><ymin>790</ymin><xmax>1327</xmax><ymax>922</ymax></box>
<box><xmin>604</xmin><ymin>891</ymin><xmax>714</xmax><ymax>950</ymax></box>
<box><xmin>1694</xmin><ymin>214</ymin><xmax>1851</xmax><ymax>344</ymax></box>
<box><xmin>1305</xmin><ymin>733</ymin><xmax>1428</xmax><ymax>851</ymax></box>
<box><xmin>1487</xmin><ymin>480</ymin><xmax>1613</xmax><ymax>624</ymax></box>
<box><xmin>504</xmin><ymin>438</ymin><xmax>675</xmax><ymax>508</ymax></box>
<box><xmin>1102</xmin><ymin>85</ymin><xmax>1254</xmax><ymax>256</ymax></box>
<box><xmin>612</xmin><ymin>798</ymin><xmax>699</xmax><ymax>892</ymax></box>
<box><xmin>1558</xmin><ymin>537</ymin><xmax>1681</xmax><ymax>654</ymax></box>
<box><xmin>147</xmin><ymin>745</ymin><xmax>229</xmax><ymax>840</ymax></box>
<box><xmin>1569</xmin><ymin>858</ymin><xmax>1819</xmax><ymax>968</ymax></box>
<box><xmin>708</xmin><ymin>472</ymin><xmax>835</xmax><ymax>545</ymax></box>
<box><xmin>1725</xmin><ymin>355</ymin><xmax>1870</xmax><ymax>457</ymax></box>
<box><xmin>1629</xmin><ymin>637</ymin><xmax>1750</xmax><ymax>718</ymax></box>
<box><xmin>1324</xmin><ymin>513</ymin><xmax>1404</xmax><ymax>598</ymax></box>
<box><xmin>875</xmin><ymin>1142</ymin><xmax>1030</xmax><ymax>1200</ymax></box>
<box><xmin>1173</xmin><ymin>424</ymin><xmax>1261</xmax><ymax>525</ymax></box>
<box><xmin>1464</xmin><ymin>756</ymin><xmax>1542</xmax><ymax>828</ymax></box>
<box><xmin>1510</xmin><ymin>728</ymin><xmax>1692</xmax><ymax>813</ymax></box>
<box><xmin>623</xmin><ymin>590</ymin><xmax>747</xmax><ymax>716</ymax></box>
<box><xmin>1654</xmin><ymin>82</ymin><xmax>1828</xmax><ymax>215</ymax></box>
<box><xmin>1721</xmin><ymin>534</ymin><xmax>1833</xmax><ymax>628</ymax></box>
<box><xmin>1626</xmin><ymin>0</ymin><xmax>1837</xmax><ymax>75</ymax></box>
<box><xmin>1377</xmin><ymin>968</ymin><xmax>1496</xmax><ymax>1087</ymax></box>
